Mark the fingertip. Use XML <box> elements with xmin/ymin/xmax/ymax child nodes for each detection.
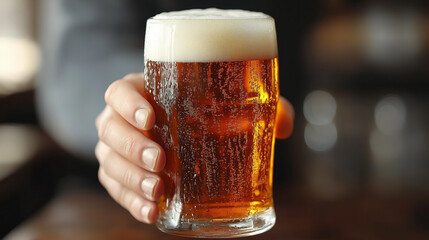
<box><xmin>142</xmin><ymin>145</ymin><xmax>166</xmax><ymax>173</ymax></box>
<box><xmin>148</xmin><ymin>204</ymin><xmax>159</xmax><ymax>223</ymax></box>
<box><xmin>146</xmin><ymin>109</ymin><xmax>156</xmax><ymax>130</ymax></box>
<box><xmin>154</xmin><ymin>148</ymin><xmax>166</xmax><ymax>172</ymax></box>
<box><xmin>134</xmin><ymin>105</ymin><xmax>156</xmax><ymax>131</ymax></box>
<box><xmin>140</xmin><ymin>203</ymin><xmax>159</xmax><ymax>224</ymax></box>
<box><xmin>152</xmin><ymin>178</ymin><xmax>164</xmax><ymax>201</ymax></box>
<box><xmin>281</xmin><ymin>96</ymin><xmax>295</xmax><ymax>120</ymax></box>
<box><xmin>135</xmin><ymin>108</ymin><xmax>151</xmax><ymax>130</ymax></box>
<box><xmin>276</xmin><ymin>116</ymin><xmax>294</xmax><ymax>139</ymax></box>
<box><xmin>140</xmin><ymin>107</ymin><xmax>156</xmax><ymax>131</ymax></box>
<box><xmin>275</xmin><ymin>97</ymin><xmax>294</xmax><ymax>139</ymax></box>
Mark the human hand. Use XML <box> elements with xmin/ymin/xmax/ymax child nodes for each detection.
<box><xmin>95</xmin><ymin>73</ymin><xmax>294</xmax><ymax>224</ymax></box>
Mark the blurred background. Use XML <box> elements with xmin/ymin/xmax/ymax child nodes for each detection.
<box><xmin>0</xmin><ymin>0</ymin><xmax>428</xmax><ymax>239</ymax></box>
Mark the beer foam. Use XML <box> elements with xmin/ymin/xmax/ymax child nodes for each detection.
<box><xmin>144</xmin><ymin>8</ymin><xmax>278</xmax><ymax>62</ymax></box>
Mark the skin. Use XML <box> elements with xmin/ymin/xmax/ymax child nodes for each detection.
<box><xmin>95</xmin><ymin>73</ymin><xmax>294</xmax><ymax>224</ymax></box>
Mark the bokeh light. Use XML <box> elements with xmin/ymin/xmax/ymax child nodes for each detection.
<box><xmin>303</xmin><ymin>90</ymin><xmax>337</xmax><ymax>126</ymax></box>
<box><xmin>304</xmin><ymin>122</ymin><xmax>338</xmax><ymax>152</ymax></box>
<box><xmin>374</xmin><ymin>95</ymin><xmax>407</xmax><ymax>135</ymax></box>
<box><xmin>303</xmin><ymin>90</ymin><xmax>338</xmax><ymax>152</ymax></box>
<box><xmin>0</xmin><ymin>37</ymin><xmax>40</xmax><ymax>94</ymax></box>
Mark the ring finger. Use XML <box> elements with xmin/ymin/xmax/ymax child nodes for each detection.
<box><xmin>95</xmin><ymin>141</ymin><xmax>164</xmax><ymax>201</ymax></box>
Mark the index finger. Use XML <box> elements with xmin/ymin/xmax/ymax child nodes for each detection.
<box><xmin>104</xmin><ymin>73</ymin><xmax>155</xmax><ymax>130</ymax></box>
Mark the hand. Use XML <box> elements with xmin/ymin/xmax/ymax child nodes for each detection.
<box><xmin>95</xmin><ymin>73</ymin><xmax>294</xmax><ymax>224</ymax></box>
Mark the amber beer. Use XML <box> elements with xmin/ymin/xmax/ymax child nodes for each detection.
<box><xmin>143</xmin><ymin>9</ymin><xmax>279</xmax><ymax>238</ymax></box>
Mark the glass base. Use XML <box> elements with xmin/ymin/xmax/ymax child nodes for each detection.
<box><xmin>156</xmin><ymin>206</ymin><xmax>276</xmax><ymax>238</ymax></box>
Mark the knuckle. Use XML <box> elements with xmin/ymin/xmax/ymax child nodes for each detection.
<box><xmin>104</xmin><ymin>80</ymin><xmax>122</xmax><ymax>103</ymax></box>
<box><xmin>95</xmin><ymin>142</ymin><xmax>110</xmax><ymax>166</ymax></box>
<box><xmin>97</xmin><ymin>115</ymin><xmax>113</xmax><ymax>141</ymax></box>
<box><xmin>122</xmin><ymin>135</ymin><xmax>138</xmax><ymax>158</ymax></box>
<box><xmin>95</xmin><ymin>114</ymin><xmax>102</xmax><ymax>130</ymax></box>
<box><xmin>94</xmin><ymin>142</ymin><xmax>102</xmax><ymax>162</ymax></box>
<box><xmin>117</xmin><ymin>187</ymin><xmax>132</xmax><ymax>208</ymax></box>
<box><xmin>124</xmin><ymin>72</ymin><xmax>141</xmax><ymax>80</ymax></box>
<box><xmin>95</xmin><ymin>107</ymin><xmax>109</xmax><ymax>130</ymax></box>
<box><xmin>122</xmin><ymin>169</ymin><xmax>133</xmax><ymax>187</ymax></box>
<box><xmin>98</xmin><ymin>168</ymin><xmax>105</xmax><ymax>186</ymax></box>
<box><xmin>121</xmin><ymin>167</ymin><xmax>137</xmax><ymax>189</ymax></box>
<box><xmin>116</xmin><ymin>187</ymin><xmax>126</xmax><ymax>204</ymax></box>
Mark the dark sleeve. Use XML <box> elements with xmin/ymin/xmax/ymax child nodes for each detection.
<box><xmin>36</xmin><ymin>0</ymin><xmax>146</xmax><ymax>160</ymax></box>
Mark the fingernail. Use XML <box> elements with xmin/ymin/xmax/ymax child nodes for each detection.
<box><xmin>141</xmin><ymin>206</ymin><xmax>151</xmax><ymax>223</ymax></box>
<box><xmin>141</xmin><ymin>178</ymin><xmax>158</xmax><ymax>200</ymax></box>
<box><xmin>142</xmin><ymin>148</ymin><xmax>159</xmax><ymax>171</ymax></box>
<box><xmin>135</xmin><ymin>109</ymin><xmax>149</xmax><ymax>129</ymax></box>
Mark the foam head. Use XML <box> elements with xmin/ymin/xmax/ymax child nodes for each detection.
<box><xmin>144</xmin><ymin>8</ymin><xmax>278</xmax><ymax>62</ymax></box>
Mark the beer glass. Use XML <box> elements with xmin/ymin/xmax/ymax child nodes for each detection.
<box><xmin>143</xmin><ymin>8</ymin><xmax>279</xmax><ymax>238</ymax></box>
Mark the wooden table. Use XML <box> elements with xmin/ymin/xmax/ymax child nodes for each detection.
<box><xmin>5</xmin><ymin>179</ymin><xmax>429</xmax><ymax>240</ymax></box>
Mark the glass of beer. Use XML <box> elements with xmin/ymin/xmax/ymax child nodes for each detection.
<box><xmin>143</xmin><ymin>8</ymin><xmax>279</xmax><ymax>238</ymax></box>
